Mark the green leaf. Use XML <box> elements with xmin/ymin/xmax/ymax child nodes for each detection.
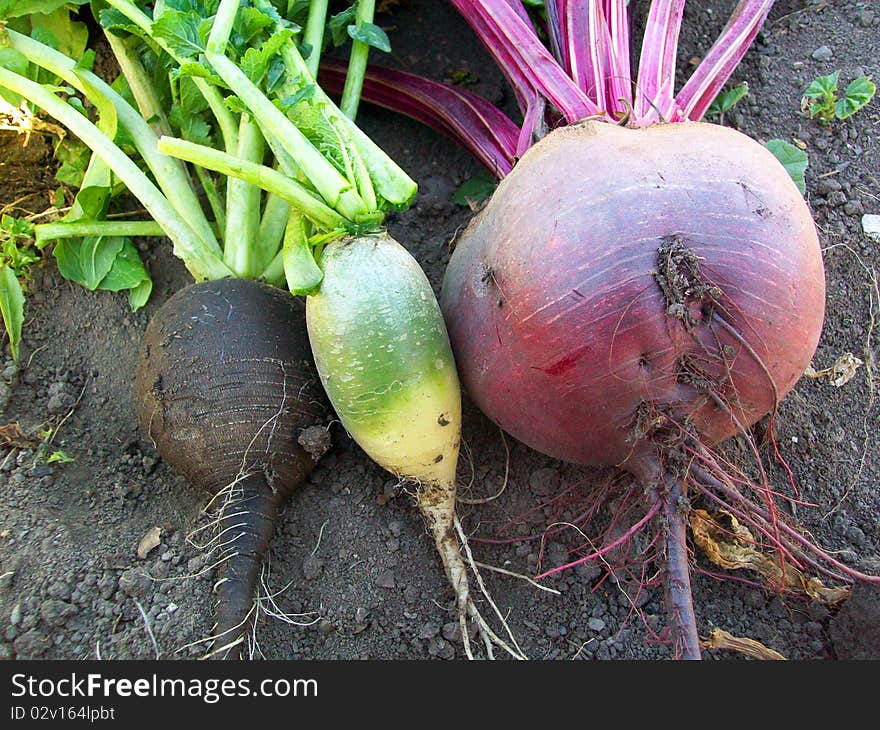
<box><xmin>29</xmin><ymin>7</ymin><xmax>89</xmax><ymax>59</ymax></box>
<box><xmin>97</xmin><ymin>238</ymin><xmax>151</xmax><ymax>294</ymax></box>
<box><xmin>835</xmin><ymin>76</ymin><xmax>876</xmax><ymax>120</ymax></box>
<box><xmin>127</xmin><ymin>278</ymin><xmax>152</xmax><ymax>311</ymax></box>
<box><xmin>283</xmin><ymin>219</ymin><xmax>322</xmax><ymax>296</ymax></box>
<box><xmin>0</xmin><ymin>265</ymin><xmax>25</xmax><ymax>361</ymax></box>
<box><xmin>328</xmin><ymin>5</ymin><xmax>357</xmax><ymax>47</ymax></box>
<box><xmin>53</xmin><ymin>235</ymin><xmax>125</xmax><ymax>290</ymax></box>
<box><xmin>152</xmin><ymin>9</ymin><xmax>208</xmax><ymax>58</ymax></box>
<box><xmin>232</xmin><ymin>5</ymin><xmax>277</xmax><ymax>48</ymax></box>
<box><xmin>706</xmin><ymin>82</ymin><xmax>749</xmax><ymax>117</ymax></box>
<box><xmin>765</xmin><ymin>139</ymin><xmax>807</xmax><ymax>195</ymax></box>
<box><xmin>240</xmin><ymin>29</ymin><xmax>293</xmax><ymax>85</ymax></box>
<box><xmin>279</xmin><ymin>84</ymin><xmax>315</xmax><ymax>111</ymax></box>
<box><xmin>0</xmin><ymin>0</ymin><xmax>87</xmax><ymax>18</ymax></box>
<box><xmin>453</xmin><ymin>171</ymin><xmax>497</xmax><ymax>207</ymax></box>
<box><xmin>53</xmin><ymin>138</ymin><xmax>91</xmax><ymax>188</ymax></box>
<box><xmin>0</xmin><ymin>47</ymin><xmax>30</xmax><ymax>105</ymax></box>
<box><xmin>347</xmin><ymin>22</ymin><xmax>391</xmax><ymax>53</ymax></box>
<box><xmin>803</xmin><ymin>71</ymin><xmax>839</xmax><ymax>101</ymax></box>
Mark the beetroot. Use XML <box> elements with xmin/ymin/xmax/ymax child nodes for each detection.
<box><xmin>441</xmin><ymin>121</ymin><xmax>825</xmax><ymax>483</ymax></box>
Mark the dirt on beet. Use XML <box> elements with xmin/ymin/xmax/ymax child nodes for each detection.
<box><xmin>0</xmin><ymin>1</ymin><xmax>877</xmax><ymax>661</ymax></box>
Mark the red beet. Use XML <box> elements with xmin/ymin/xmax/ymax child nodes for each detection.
<box><xmin>441</xmin><ymin>121</ymin><xmax>829</xmax><ymax>658</ymax></box>
<box><xmin>441</xmin><ymin>121</ymin><xmax>825</xmax><ymax>483</ymax></box>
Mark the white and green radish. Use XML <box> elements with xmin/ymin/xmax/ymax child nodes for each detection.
<box><xmin>306</xmin><ymin>233</ymin><xmax>521</xmax><ymax>660</ymax></box>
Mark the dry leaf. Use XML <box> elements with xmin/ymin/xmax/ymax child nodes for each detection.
<box><xmin>690</xmin><ymin>509</ymin><xmax>850</xmax><ymax>605</ymax></box>
<box><xmin>137</xmin><ymin>526</ymin><xmax>162</xmax><ymax>560</ymax></box>
<box><xmin>701</xmin><ymin>628</ymin><xmax>786</xmax><ymax>660</ymax></box>
<box><xmin>804</xmin><ymin>352</ymin><xmax>863</xmax><ymax>387</ymax></box>
<box><xmin>0</xmin><ymin>423</ymin><xmax>39</xmax><ymax>449</ymax></box>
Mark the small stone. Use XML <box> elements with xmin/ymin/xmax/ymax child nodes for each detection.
<box><xmin>858</xmin><ymin>10</ymin><xmax>874</xmax><ymax>27</ymax></box>
<box><xmin>811</xmin><ymin>46</ymin><xmax>833</xmax><ymax>61</ymax></box>
<box><xmin>843</xmin><ymin>201</ymin><xmax>864</xmax><ymax>217</ymax></box>
<box><xmin>46</xmin><ymin>581</ymin><xmax>70</xmax><ymax>600</ymax></box>
<box><xmin>826</xmin><ymin>191</ymin><xmax>847</xmax><ymax>207</ymax></box>
<box><xmin>847</xmin><ymin>526</ymin><xmax>866</xmax><ymax>547</ymax></box>
<box><xmin>166</xmin><ymin>603</ymin><xmax>179</xmax><ymax>614</ymax></box>
<box><xmin>529</xmin><ymin>467</ymin><xmax>560</xmax><ymax>497</ymax></box>
<box><xmin>587</xmin><ymin>617</ymin><xmax>606</xmax><ymax>632</ymax></box>
<box><xmin>375</xmin><ymin>570</ymin><xmax>396</xmax><ymax>589</ymax></box>
<box><xmin>418</xmin><ymin>622</ymin><xmax>440</xmax><ymax>640</ymax></box>
<box><xmin>816</xmin><ymin>178</ymin><xmax>842</xmax><ymax>196</ymax></box>
<box><xmin>302</xmin><ymin>555</ymin><xmax>323</xmax><ymax>581</ymax></box>
<box><xmin>10</xmin><ymin>603</ymin><xmax>21</xmax><ymax>625</ymax></box>
<box><xmin>354</xmin><ymin>607</ymin><xmax>369</xmax><ymax>623</ymax></box>
<box><xmin>427</xmin><ymin>637</ymin><xmax>455</xmax><ymax>659</ymax></box>
<box><xmin>317</xmin><ymin>619</ymin><xmax>335</xmax><ymax>636</ymax></box>
<box><xmin>0</xmin><ymin>642</ymin><xmax>12</xmax><ymax>660</ymax></box>
<box><xmin>40</xmin><ymin>600</ymin><xmax>77</xmax><ymax>626</ymax></box>
<box><xmin>118</xmin><ymin>568</ymin><xmax>152</xmax><ymax>598</ymax></box>
<box><xmin>2</xmin><ymin>363</ymin><xmax>19</xmax><ymax>382</ymax></box>
<box><xmin>13</xmin><ymin>629</ymin><xmax>52</xmax><ymax>658</ymax></box>
<box><xmin>862</xmin><ymin>214</ymin><xmax>880</xmax><ymax>241</ymax></box>
<box><xmin>297</xmin><ymin>426</ymin><xmax>331</xmax><ymax>460</ymax></box>
<box><xmin>442</xmin><ymin>622</ymin><xmax>461</xmax><ymax>642</ymax></box>
<box><xmin>46</xmin><ymin>394</ymin><xmax>69</xmax><ymax>415</ymax></box>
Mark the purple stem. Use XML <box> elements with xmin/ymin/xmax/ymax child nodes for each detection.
<box><xmin>318</xmin><ymin>60</ymin><xmax>518</xmax><ymax>177</ymax></box>
<box><xmin>634</xmin><ymin>0</ymin><xmax>686</xmax><ymax>121</ymax></box>
<box><xmin>675</xmin><ymin>0</ymin><xmax>775</xmax><ymax>120</ymax></box>
<box><xmin>604</xmin><ymin>0</ymin><xmax>633</xmax><ymax>115</ymax></box>
<box><xmin>448</xmin><ymin>0</ymin><xmax>602</xmax><ymax>122</ymax></box>
<box><xmin>545</xmin><ymin>1</ymin><xmax>565</xmax><ymax>67</ymax></box>
<box><xmin>517</xmin><ymin>94</ymin><xmax>546</xmax><ymax>157</ymax></box>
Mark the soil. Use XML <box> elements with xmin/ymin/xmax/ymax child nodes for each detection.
<box><xmin>0</xmin><ymin>0</ymin><xmax>878</xmax><ymax>661</ymax></box>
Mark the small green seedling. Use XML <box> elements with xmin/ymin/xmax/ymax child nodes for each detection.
<box><xmin>802</xmin><ymin>71</ymin><xmax>876</xmax><ymax>123</ymax></box>
<box><xmin>452</xmin><ymin>170</ymin><xmax>496</xmax><ymax>210</ymax></box>
<box><xmin>706</xmin><ymin>82</ymin><xmax>749</xmax><ymax>124</ymax></box>
<box><xmin>46</xmin><ymin>449</ymin><xmax>74</xmax><ymax>464</ymax></box>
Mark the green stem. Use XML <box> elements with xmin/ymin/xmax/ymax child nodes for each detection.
<box><xmin>6</xmin><ymin>29</ymin><xmax>222</xmax><ymax>256</ymax></box>
<box><xmin>206</xmin><ymin>0</ymin><xmax>240</xmax><ymax>55</ymax></box>
<box><xmin>223</xmin><ymin>115</ymin><xmax>265</xmax><ymax>277</ymax></box>
<box><xmin>203</xmin><ymin>0</ymin><xmax>365</xmax><ymax>220</ymax></box>
<box><xmin>157</xmin><ymin>136</ymin><xmax>348</xmax><ymax>232</ymax></box>
<box><xmin>269</xmin><ymin>29</ymin><xmax>415</xmax><ymax>208</ymax></box>
<box><xmin>303</xmin><ymin>0</ymin><xmax>329</xmax><ymax>77</ymax></box>
<box><xmin>256</xmin><ymin>193</ymin><xmax>290</xmax><ymax>273</ymax></box>
<box><xmin>340</xmin><ymin>0</ymin><xmax>376</xmax><ymax>120</ymax></box>
<box><xmin>258</xmin><ymin>249</ymin><xmax>284</xmax><ymax>287</ymax></box>
<box><xmin>35</xmin><ymin>221</ymin><xmax>165</xmax><ymax>244</ymax></box>
<box><xmin>206</xmin><ymin>50</ymin><xmax>366</xmax><ymax>220</ymax></box>
<box><xmin>0</xmin><ymin>67</ymin><xmax>231</xmax><ymax>281</ymax></box>
<box><xmin>104</xmin><ymin>0</ymin><xmax>239</xmax><ymax>152</ymax></box>
<box><xmin>102</xmin><ymin>30</ymin><xmax>171</xmax><ymax>137</ymax></box>
<box><xmin>194</xmin><ymin>166</ymin><xmax>226</xmax><ymax>236</ymax></box>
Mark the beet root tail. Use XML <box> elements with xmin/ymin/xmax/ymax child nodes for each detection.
<box><xmin>210</xmin><ymin>473</ymin><xmax>283</xmax><ymax>660</ymax></box>
<box><xmin>654</xmin><ymin>474</ymin><xmax>702</xmax><ymax>660</ymax></box>
<box><xmin>417</xmin><ymin>482</ymin><xmax>526</xmax><ymax>660</ymax></box>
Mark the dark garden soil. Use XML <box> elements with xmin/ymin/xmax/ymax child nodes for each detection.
<box><xmin>0</xmin><ymin>0</ymin><xmax>878</xmax><ymax>661</ymax></box>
